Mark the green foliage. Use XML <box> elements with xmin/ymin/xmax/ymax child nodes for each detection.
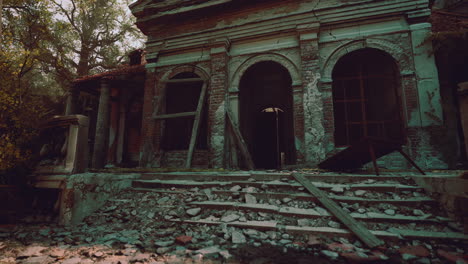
<box><xmin>0</xmin><ymin>0</ymin><xmax>145</xmax><ymax>177</ymax></box>
<box><xmin>0</xmin><ymin>0</ymin><xmax>51</xmax><ymax>175</ymax></box>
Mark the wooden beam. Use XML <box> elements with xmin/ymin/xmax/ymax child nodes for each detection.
<box><xmin>153</xmin><ymin>111</ymin><xmax>196</xmax><ymax>120</ymax></box>
<box><xmin>292</xmin><ymin>173</ymin><xmax>383</xmax><ymax>248</ymax></box>
<box><xmin>163</xmin><ymin>78</ymin><xmax>204</xmax><ymax>84</ymax></box>
<box><xmin>226</xmin><ymin>108</ymin><xmax>255</xmax><ymax>170</ymax></box>
<box><xmin>185</xmin><ymin>83</ymin><xmax>208</xmax><ymax>168</ymax></box>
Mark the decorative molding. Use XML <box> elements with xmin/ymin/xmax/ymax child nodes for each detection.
<box><xmin>210</xmin><ymin>37</ymin><xmax>231</xmax><ymax>55</ymax></box>
<box><xmin>229</xmin><ymin>53</ymin><xmax>302</xmax><ymax>93</ymax></box>
<box><xmin>297</xmin><ymin>22</ymin><xmax>320</xmax><ymax>41</ymax></box>
<box><xmin>160</xmin><ymin>65</ymin><xmax>211</xmax><ymax>82</ymax></box>
<box><xmin>142</xmin><ymin>0</ymin><xmax>428</xmax><ymax>53</ymax></box>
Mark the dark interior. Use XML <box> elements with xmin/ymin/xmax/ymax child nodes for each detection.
<box><xmin>162</xmin><ymin>72</ymin><xmax>208</xmax><ymax>150</ymax></box>
<box><xmin>332</xmin><ymin>48</ymin><xmax>404</xmax><ymax>146</ymax></box>
<box><xmin>239</xmin><ymin>61</ymin><xmax>295</xmax><ymax>169</ymax></box>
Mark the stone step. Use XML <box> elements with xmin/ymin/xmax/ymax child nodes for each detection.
<box><xmin>131</xmin><ymin>188</ymin><xmax>436</xmax><ymax>205</ymax></box>
<box><xmin>132</xmin><ymin>179</ymin><xmax>421</xmax><ymax>192</ymax></box>
<box><xmin>139</xmin><ymin>172</ymin><xmax>418</xmax><ymax>184</ymax></box>
<box><xmin>188</xmin><ymin>201</ymin><xmax>448</xmax><ymax>224</ymax></box>
<box><xmin>169</xmin><ymin>219</ymin><xmax>468</xmax><ymax>242</ymax></box>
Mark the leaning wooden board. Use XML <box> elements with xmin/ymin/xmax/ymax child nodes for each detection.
<box><xmin>293</xmin><ymin>173</ymin><xmax>383</xmax><ymax>248</ymax></box>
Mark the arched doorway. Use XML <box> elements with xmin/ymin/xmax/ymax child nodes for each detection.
<box><xmin>239</xmin><ymin>61</ymin><xmax>295</xmax><ymax>169</ymax></box>
<box><xmin>332</xmin><ymin>48</ymin><xmax>404</xmax><ymax>146</ymax></box>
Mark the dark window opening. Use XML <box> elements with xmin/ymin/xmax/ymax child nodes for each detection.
<box><xmin>162</xmin><ymin>72</ymin><xmax>208</xmax><ymax>150</ymax></box>
<box><xmin>332</xmin><ymin>48</ymin><xmax>404</xmax><ymax>146</ymax></box>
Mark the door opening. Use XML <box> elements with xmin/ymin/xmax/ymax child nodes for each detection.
<box><xmin>239</xmin><ymin>61</ymin><xmax>295</xmax><ymax>169</ymax></box>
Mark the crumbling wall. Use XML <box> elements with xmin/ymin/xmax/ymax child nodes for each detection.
<box><xmin>318</xmin><ymin>23</ymin><xmax>450</xmax><ymax>170</ymax></box>
<box><xmin>59</xmin><ymin>173</ymin><xmax>139</xmax><ymax>225</ymax></box>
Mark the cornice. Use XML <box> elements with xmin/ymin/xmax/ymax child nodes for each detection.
<box><xmin>144</xmin><ymin>0</ymin><xmax>429</xmax><ymax>54</ymax></box>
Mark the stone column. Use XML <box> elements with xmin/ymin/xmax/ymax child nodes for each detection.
<box><xmin>408</xmin><ymin>21</ymin><xmax>447</xmax><ymax>169</ymax></box>
<box><xmin>65</xmin><ymin>85</ymin><xmax>79</xmax><ymax>115</ymax></box>
<box><xmin>92</xmin><ymin>78</ymin><xmax>111</xmax><ymax>169</ymax></box>
<box><xmin>209</xmin><ymin>38</ymin><xmax>230</xmax><ymax>168</ymax></box>
<box><xmin>298</xmin><ymin>23</ymin><xmax>325</xmax><ymax>166</ymax></box>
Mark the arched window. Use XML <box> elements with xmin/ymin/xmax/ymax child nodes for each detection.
<box><xmin>332</xmin><ymin>48</ymin><xmax>404</xmax><ymax>146</ymax></box>
<box><xmin>162</xmin><ymin>72</ymin><xmax>208</xmax><ymax>150</ymax></box>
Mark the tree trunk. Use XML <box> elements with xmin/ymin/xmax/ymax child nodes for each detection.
<box><xmin>77</xmin><ymin>45</ymin><xmax>91</xmax><ymax>77</ymax></box>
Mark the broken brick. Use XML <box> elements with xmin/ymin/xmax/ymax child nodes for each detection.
<box><xmin>437</xmin><ymin>249</ymin><xmax>468</xmax><ymax>263</ymax></box>
<box><xmin>175</xmin><ymin>236</ymin><xmax>192</xmax><ymax>245</ymax></box>
<box><xmin>399</xmin><ymin>245</ymin><xmax>431</xmax><ymax>257</ymax></box>
<box><xmin>327</xmin><ymin>242</ymin><xmax>355</xmax><ymax>252</ymax></box>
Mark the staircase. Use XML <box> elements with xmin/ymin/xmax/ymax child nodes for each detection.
<box><xmin>130</xmin><ymin>171</ymin><xmax>468</xmax><ymax>243</ymax></box>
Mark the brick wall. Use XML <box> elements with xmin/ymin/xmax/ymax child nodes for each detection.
<box><xmin>209</xmin><ymin>52</ymin><xmax>228</xmax><ymax>168</ymax></box>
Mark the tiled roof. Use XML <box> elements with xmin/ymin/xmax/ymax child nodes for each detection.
<box><xmin>73</xmin><ymin>64</ymin><xmax>146</xmax><ymax>83</ymax></box>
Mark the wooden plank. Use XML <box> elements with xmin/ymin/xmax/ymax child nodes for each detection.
<box><xmin>153</xmin><ymin>111</ymin><xmax>196</xmax><ymax>120</ymax></box>
<box><xmin>163</xmin><ymin>78</ymin><xmax>204</xmax><ymax>84</ymax></box>
<box><xmin>226</xmin><ymin>108</ymin><xmax>255</xmax><ymax>170</ymax></box>
<box><xmin>292</xmin><ymin>173</ymin><xmax>383</xmax><ymax>248</ymax></box>
<box><xmin>186</xmin><ymin>83</ymin><xmax>208</xmax><ymax>168</ymax></box>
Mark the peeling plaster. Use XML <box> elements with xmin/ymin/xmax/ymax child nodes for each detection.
<box><xmin>303</xmin><ymin>71</ymin><xmax>325</xmax><ymax>165</ymax></box>
<box><xmin>211</xmin><ymin>101</ymin><xmax>225</xmax><ymax>168</ymax></box>
<box><xmin>413</xmin><ymin>129</ymin><xmax>448</xmax><ymax>169</ymax></box>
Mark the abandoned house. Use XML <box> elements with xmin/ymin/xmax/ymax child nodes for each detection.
<box><xmin>66</xmin><ymin>0</ymin><xmax>466</xmax><ymax>171</ymax></box>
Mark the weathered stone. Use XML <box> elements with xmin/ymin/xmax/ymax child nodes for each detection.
<box><xmin>21</xmin><ymin>256</ymin><xmax>54</xmax><ymax>264</ymax></box>
<box><xmin>384</xmin><ymin>209</ymin><xmax>395</xmax><ymax>216</ymax></box>
<box><xmin>413</xmin><ymin>209</ymin><xmax>425</xmax><ymax>216</ymax></box>
<box><xmin>156</xmin><ymin>247</ymin><xmax>171</xmax><ymax>254</ymax></box>
<box><xmin>331</xmin><ymin>186</ymin><xmax>344</xmax><ymax>193</ymax></box>
<box><xmin>243</xmin><ymin>187</ymin><xmax>257</xmax><ymax>193</ymax></box>
<box><xmin>266</xmin><ymin>231</ymin><xmax>277</xmax><ymax>240</ymax></box>
<box><xmin>321</xmin><ymin>250</ymin><xmax>339</xmax><ymax>259</ymax></box>
<box><xmin>328</xmin><ymin>221</ymin><xmax>341</xmax><ymax>228</ymax></box>
<box><xmin>307</xmin><ymin>235</ymin><xmax>321</xmax><ymax>246</ymax></box>
<box><xmin>244</xmin><ymin>194</ymin><xmax>257</xmax><ymax>204</ymax></box>
<box><xmin>230</xmin><ymin>185</ymin><xmax>242</xmax><ymax>192</ymax></box>
<box><xmin>157</xmin><ymin>197</ymin><xmax>170</xmax><ymax>204</ymax></box>
<box><xmin>131</xmin><ymin>253</ymin><xmax>152</xmax><ymax>262</ymax></box>
<box><xmin>221</xmin><ymin>214</ymin><xmax>240</xmax><ymax>223</ymax></box>
<box><xmin>154</xmin><ymin>240</ymin><xmax>174</xmax><ymax>247</ymax></box>
<box><xmin>196</xmin><ymin>246</ymin><xmax>221</xmax><ymax>257</ymax></box>
<box><xmin>354</xmin><ymin>190</ymin><xmax>367</xmax><ymax>196</ymax></box>
<box><xmin>402</xmin><ymin>253</ymin><xmax>417</xmax><ymax>261</ymax></box>
<box><xmin>18</xmin><ymin>246</ymin><xmax>47</xmax><ymax>258</ymax></box>
<box><xmin>297</xmin><ymin>219</ymin><xmax>311</xmax><ymax>227</ymax></box>
<box><xmin>93</xmin><ymin>251</ymin><xmax>104</xmax><ymax>257</ymax></box>
<box><xmin>186</xmin><ymin>208</ymin><xmax>201</xmax><ymax>216</ymax></box>
<box><xmin>243</xmin><ymin>229</ymin><xmax>258</xmax><ymax>237</ymax></box>
<box><xmin>61</xmin><ymin>258</ymin><xmax>85</xmax><ymax>264</ymax></box>
<box><xmin>282</xmin><ymin>198</ymin><xmax>292</xmax><ymax>203</ymax></box>
<box><xmin>219</xmin><ymin>250</ymin><xmax>232</xmax><ymax>260</ymax></box>
<box><xmin>231</xmin><ymin>230</ymin><xmax>246</xmax><ymax>244</ymax></box>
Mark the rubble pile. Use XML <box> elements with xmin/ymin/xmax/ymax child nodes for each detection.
<box><xmin>0</xmin><ymin>172</ymin><xmax>467</xmax><ymax>263</ymax></box>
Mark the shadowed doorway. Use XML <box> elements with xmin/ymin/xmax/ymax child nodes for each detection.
<box><xmin>239</xmin><ymin>61</ymin><xmax>295</xmax><ymax>169</ymax></box>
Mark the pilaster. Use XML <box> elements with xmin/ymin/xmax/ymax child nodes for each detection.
<box><xmin>297</xmin><ymin>22</ymin><xmax>325</xmax><ymax>166</ymax></box>
<box><xmin>209</xmin><ymin>38</ymin><xmax>230</xmax><ymax>168</ymax></box>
